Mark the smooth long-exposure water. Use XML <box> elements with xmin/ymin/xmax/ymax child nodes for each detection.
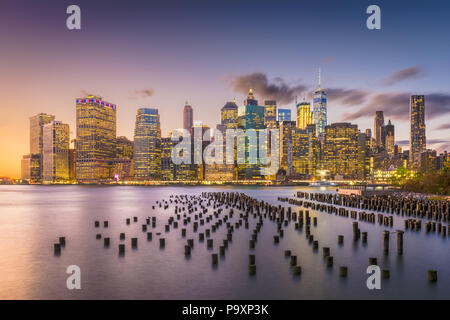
<box><xmin>0</xmin><ymin>185</ymin><xmax>448</xmax><ymax>299</ymax></box>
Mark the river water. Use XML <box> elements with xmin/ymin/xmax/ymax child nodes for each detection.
<box><xmin>0</xmin><ymin>185</ymin><xmax>448</xmax><ymax>299</ymax></box>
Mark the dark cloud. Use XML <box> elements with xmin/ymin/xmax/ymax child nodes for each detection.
<box><xmin>326</xmin><ymin>88</ymin><xmax>370</xmax><ymax>106</ymax></box>
<box><xmin>224</xmin><ymin>72</ymin><xmax>306</xmax><ymax>104</ymax></box>
<box><xmin>343</xmin><ymin>92</ymin><xmax>450</xmax><ymax>121</ymax></box>
<box><xmin>129</xmin><ymin>88</ymin><xmax>155</xmax><ymax>99</ymax></box>
<box><xmin>384</xmin><ymin>66</ymin><xmax>424</xmax><ymax>86</ymax></box>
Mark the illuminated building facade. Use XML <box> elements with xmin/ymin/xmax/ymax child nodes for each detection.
<box><xmin>410</xmin><ymin>95</ymin><xmax>426</xmax><ymax>168</ymax></box>
<box><xmin>206</xmin><ymin>101</ymin><xmax>238</xmax><ymax>181</ymax></box>
<box><xmin>374</xmin><ymin>111</ymin><xmax>384</xmax><ymax>147</ymax></box>
<box><xmin>161</xmin><ymin>137</ymin><xmax>175</xmax><ymax>181</ymax></box>
<box><xmin>237</xmin><ymin>90</ymin><xmax>265</xmax><ymax>180</ymax></box>
<box><xmin>21</xmin><ymin>154</ymin><xmax>41</xmax><ymax>181</ymax></box>
<box><xmin>324</xmin><ymin>122</ymin><xmax>359</xmax><ymax>179</ymax></box>
<box><xmin>384</xmin><ymin>120</ymin><xmax>395</xmax><ymax>156</ymax></box>
<box><xmin>277</xmin><ymin>108</ymin><xmax>291</xmax><ymax>122</ymax></box>
<box><xmin>296</xmin><ymin>101</ymin><xmax>312</xmax><ymax>130</ymax></box>
<box><xmin>76</xmin><ymin>96</ymin><xmax>117</xmax><ymax>182</ymax></box>
<box><xmin>279</xmin><ymin>121</ymin><xmax>296</xmax><ymax>174</ymax></box>
<box><xmin>133</xmin><ymin>108</ymin><xmax>161</xmax><ymax>180</ymax></box>
<box><xmin>43</xmin><ymin>121</ymin><xmax>70</xmax><ymax>182</ymax></box>
<box><xmin>29</xmin><ymin>113</ymin><xmax>55</xmax><ymax>180</ymax></box>
<box><xmin>312</xmin><ymin>70</ymin><xmax>327</xmax><ymax>137</ymax></box>
<box><xmin>264</xmin><ymin>100</ymin><xmax>277</xmax><ymax>129</ymax></box>
<box><xmin>292</xmin><ymin>124</ymin><xmax>318</xmax><ymax>177</ymax></box>
<box><xmin>113</xmin><ymin>136</ymin><xmax>134</xmax><ymax>180</ymax></box>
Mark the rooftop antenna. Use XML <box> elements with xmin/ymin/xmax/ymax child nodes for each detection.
<box><xmin>318</xmin><ymin>67</ymin><xmax>321</xmax><ymax>91</ymax></box>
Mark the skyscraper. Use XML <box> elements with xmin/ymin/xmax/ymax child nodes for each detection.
<box><xmin>374</xmin><ymin>111</ymin><xmax>384</xmax><ymax>147</ymax></box>
<box><xmin>296</xmin><ymin>100</ymin><xmax>312</xmax><ymax>130</ymax></box>
<box><xmin>410</xmin><ymin>95</ymin><xmax>426</xmax><ymax>167</ymax></box>
<box><xmin>133</xmin><ymin>108</ymin><xmax>161</xmax><ymax>180</ymax></box>
<box><xmin>324</xmin><ymin>122</ymin><xmax>359</xmax><ymax>179</ymax></box>
<box><xmin>277</xmin><ymin>109</ymin><xmax>291</xmax><ymax>122</ymax></box>
<box><xmin>113</xmin><ymin>136</ymin><xmax>134</xmax><ymax>180</ymax></box>
<box><xmin>76</xmin><ymin>96</ymin><xmax>117</xmax><ymax>182</ymax></box>
<box><xmin>206</xmin><ymin>100</ymin><xmax>239</xmax><ymax>181</ymax></box>
<box><xmin>279</xmin><ymin>120</ymin><xmax>296</xmax><ymax>174</ymax></box>
<box><xmin>183</xmin><ymin>103</ymin><xmax>193</xmax><ymax>133</ymax></box>
<box><xmin>237</xmin><ymin>89</ymin><xmax>265</xmax><ymax>180</ymax></box>
<box><xmin>43</xmin><ymin>121</ymin><xmax>70</xmax><ymax>182</ymax></box>
<box><xmin>312</xmin><ymin>69</ymin><xmax>327</xmax><ymax>137</ymax></box>
<box><xmin>220</xmin><ymin>100</ymin><xmax>239</xmax><ymax>130</ymax></box>
<box><xmin>29</xmin><ymin>113</ymin><xmax>55</xmax><ymax>180</ymax></box>
<box><xmin>264</xmin><ymin>100</ymin><xmax>277</xmax><ymax>129</ymax></box>
<box><xmin>161</xmin><ymin>136</ymin><xmax>175</xmax><ymax>181</ymax></box>
<box><xmin>384</xmin><ymin>120</ymin><xmax>395</xmax><ymax>156</ymax></box>
<box><xmin>292</xmin><ymin>124</ymin><xmax>318</xmax><ymax>177</ymax></box>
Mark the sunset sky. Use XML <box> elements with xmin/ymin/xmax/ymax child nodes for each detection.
<box><xmin>0</xmin><ymin>0</ymin><xmax>449</xmax><ymax>178</ymax></box>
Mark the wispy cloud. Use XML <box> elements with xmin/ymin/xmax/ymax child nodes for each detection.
<box><xmin>436</xmin><ymin>123</ymin><xmax>450</xmax><ymax>130</ymax></box>
<box><xmin>343</xmin><ymin>92</ymin><xmax>450</xmax><ymax>121</ymax></box>
<box><xmin>326</xmin><ymin>88</ymin><xmax>370</xmax><ymax>106</ymax></box>
<box><xmin>129</xmin><ymin>88</ymin><xmax>155</xmax><ymax>100</ymax></box>
<box><xmin>383</xmin><ymin>66</ymin><xmax>424</xmax><ymax>86</ymax></box>
<box><xmin>223</xmin><ymin>72</ymin><xmax>307</xmax><ymax>104</ymax></box>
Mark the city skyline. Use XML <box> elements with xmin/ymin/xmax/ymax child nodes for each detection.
<box><xmin>1</xmin><ymin>0</ymin><xmax>450</xmax><ymax>178</ymax></box>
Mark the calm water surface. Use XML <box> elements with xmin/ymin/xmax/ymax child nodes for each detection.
<box><xmin>0</xmin><ymin>185</ymin><xmax>448</xmax><ymax>299</ymax></box>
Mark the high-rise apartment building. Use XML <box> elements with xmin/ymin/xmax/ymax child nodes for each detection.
<box><xmin>29</xmin><ymin>113</ymin><xmax>55</xmax><ymax>180</ymax></box>
<box><xmin>76</xmin><ymin>96</ymin><xmax>117</xmax><ymax>182</ymax></box>
<box><xmin>264</xmin><ymin>100</ymin><xmax>277</xmax><ymax>129</ymax></box>
<box><xmin>183</xmin><ymin>103</ymin><xmax>193</xmax><ymax>133</ymax></box>
<box><xmin>324</xmin><ymin>122</ymin><xmax>359</xmax><ymax>179</ymax></box>
<box><xmin>237</xmin><ymin>90</ymin><xmax>265</xmax><ymax>180</ymax></box>
<box><xmin>410</xmin><ymin>95</ymin><xmax>426</xmax><ymax>168</ymax></box>
<box><xmin>374</xmin><ymin>111</ymin><xmax>384</xmax><ymax>147</ymax></box>
<box><xmin>384</xmin><ymin>120</ymin><xmax>395</xmax><ymax>156</ymax></box>
<box><xmin>42</xmin><ymin>121</ymin><xmax>70</xmax><ymax>182</ymax></box>
<box><xmin>133</xmin><ymin>108</ymin><xmax>161</xmax><ymax>180</ymax></box>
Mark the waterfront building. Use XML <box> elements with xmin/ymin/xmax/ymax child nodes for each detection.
<box><xmin>161</xmin><ymin>137</ymin><xmax>175</xmax><ymax>181</ymax></box>
<box><xmin>279</xmin><ymin>120</ymin><xmax>296</xmax><ymax>174</ymax></box>
<box><xmin>42</xmin><ymin>121</ymin><xmax>70</xmax><ymax>182</ymax></box>
<box><xmin>292</xmin><ymin>124</ymin><xmax>318</xmax><ymax>177</ymax></box>
<box><xmin>21</xmin><ymin>154</ymin><xmax>41</xmax><ymax>181</ymax></box>
<box><xmin>76</xmin><ymin>96</ymin><xmax>117</xmax><ymax>182</ymax></box>
<box><xmin>133</xmin><ymin>108</ymin><xmax>161</xmax><ymax>180</ymax></box>
<box><xmin>324</xmin><ymin>122</ymin><xmax>359</xmax><ymax>179</ymax></box>
<box><xmin>205</xmin><ymin>101</ymin><xmax>239</xmax><ymax>181</ymax></box>
<box><xmin>237</xmin><ymin>90</ymin><xmax>266</xmax><ymax>180</ymax></box>
<box><xmin>410</xmin><ymin>95</ymin><xmax>426</xmax><ymax>168</ymax></box>
<box><xmin>29</xmin><ymin>113</ymin><xmax>55</xmax><ymax>180</ymax></box>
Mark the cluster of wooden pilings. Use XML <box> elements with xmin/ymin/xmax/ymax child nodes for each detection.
<box><xmin>53</xmin><ymin>190</ymin><xmax>441</xmax><ymax>283</ymax></box>
<box><xmin>293</xmin><ymin>192</ymin><xmax>449</xmax><ymax>238</ymax></box>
